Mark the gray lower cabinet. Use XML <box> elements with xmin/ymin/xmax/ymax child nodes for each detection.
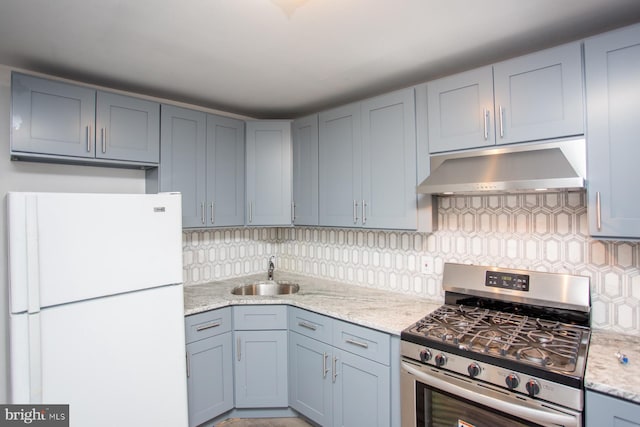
<box><xmin>185</xmin><ymin>308</ymin><xmax>234</xmax><ymax>427</ymax></box>
<box><xmin>585</xmin><ymin>390</ymin><xmax>640</xmax><ymax>427</ymax></box>
<box><xmin>11</xmin><ymin>72</ymin><xmax>159</xmax><ymax>166</ymax></box>
<box><xmin>245</xmin><ymin>121</ymin><xmax>292</xmax><ymax>226</ymax></box>
<box><xmin>584</xmin><ymin>23</ymin><xmax>640</xmax><ymax>238</ymax></box>
<box><xmin>427</xmin><ymin>41</ymin><xmax>584</xmax><ymax>153</ymax></box>
<box><xmin>288</xmin><ymin>308</ymin><xmax>391</xmax><ymax>427</ymax></box>
<box><xmin>319</xmin><ymin>88</ymin><xmax>417</xmax><ymax>230</ymax></box>
<box><xmin>233</xmin><ymin>306</ymin><xmax>289</xmax><ymax>408</ymax></box>
<box><xmin>292</xmin><ymin>114</ymin><xmax>319</xmax><ymax>226</ymax></box>
<box><xmin>153</xmin><ymin>105</ymin><xmax>245</xmax><ymax>228</ymax></box>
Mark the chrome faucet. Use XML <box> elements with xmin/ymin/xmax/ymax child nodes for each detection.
<box><xmin>267</xmin><ymin>256</ymin><xmax>275</xmax><ymax>281</ymax></box>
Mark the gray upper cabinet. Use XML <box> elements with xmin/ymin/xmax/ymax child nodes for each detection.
<box><xmin>319</xmin><ymin>89</ymin><xmax>417</xmax><ymax>230</ymax></box>
<box><xmin>427</xmin><ymin>42</ymin><xmax>584</xmax><ymax>153</ymax></box>
<box><xmin>95</xmin><ymin>91</ymin><xmax>160</xmax><ymax>163</ymax></box>
<box><xmin>245</xmin><ymin>121</ymin><xmax>292</xmax><ymax>226</ymax></box>
<box><xmin>584</xmin><ymin>23</ymin><xmax>640</xmax><ymax>238</ymax></box>
<box><xmin>11</xmin><ymin>72</ymin><xmax>159</xmax><ymax>167</ymax></box>
<box><xmin>156</xmin><ymin>105</ymin><xmax>245</xmax><ymax>228</ymax></box>
<box><xmin>319</xmin><ymin>103</ymin><xmax>362</xmax><ymax>228</ymax></box>
<box><xmin>206</xmin><ymin>114</ymin><xmax>245</xmax><ymax>227</ymax></box>
<box><xmin>292</xmin><ymin>115</ymin><xmax>319</xmax><ymax>226</ymax></box>
<box><xmin>361</xmin><ymin>88</ymin><xmax>417</xmax><ymax>230</ymax></box>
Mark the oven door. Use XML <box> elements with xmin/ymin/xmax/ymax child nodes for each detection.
<box><xmin>401</xmin><ymin>359</ymin><xmax>581</xmax><ymax>427</ymax></box>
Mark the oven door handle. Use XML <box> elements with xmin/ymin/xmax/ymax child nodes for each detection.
<box><xmin>402</xmin><ymin>361</ymin><xmax>578</xmax><ymax>427</ymax></box>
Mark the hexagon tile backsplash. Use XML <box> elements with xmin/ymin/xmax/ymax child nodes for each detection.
<box><xmin>182</xmin><ymin>192</ymin><xmax>640</xmax><ymax>335</ymax></box>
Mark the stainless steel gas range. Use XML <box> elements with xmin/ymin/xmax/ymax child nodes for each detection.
<box><xmin>400</xmin><ymin>263</ymin><xmax>591</xmax><ymax>427</ymax></box>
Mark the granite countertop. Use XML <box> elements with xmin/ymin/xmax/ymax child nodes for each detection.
<box><xmin>183</xmin><ymin>272</ymin><xmax>441</xmax><ymax>336</ymax></box>
<box><xmin>585</xmin><ymin>330</ymin><xmax>640</xmax><ymax>403</ymax></box>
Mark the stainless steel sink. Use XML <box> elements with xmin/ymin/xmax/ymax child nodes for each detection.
<box><xmin>231</xmin><ymin>281</ymin><xmax>299</xmax><ymax>296</ymax></box>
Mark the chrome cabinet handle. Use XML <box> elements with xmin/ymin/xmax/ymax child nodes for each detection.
<box><xmin>101</xmin><ymin>128</ymin><xmax>107</xmax><ymax>153</ymax></box>
<box><xmin>86</xmin><ymin>125</ymin><xmax>92</xmax><ymax>152</ymax></box>
<box><xmin>332</xmin><ymin>356</ymin><xmax>338</xmax><ymax>383</ymax></box>
<box><xmin>210</xmin><ymin>202</ymin><xmax>215</xmax><ymax>225</ymax></box>
<box><xmin>237</xmin><ymin>337</ymin><xmax>241</xmax><ymax>361</ymax></box>
<box><xmin>196</xmin><ymin>321</ymin><xmax>221</xmax><ymax>332</ymax></box>
<box><xmin>186</xmin><ymin>351</ymin><xmax>190</xmax><ymax>378</ymax></box>
<box><xmin>248</xmin><ymin>202</ymin><xmax>253</xmax><ymax>223</ymax></box>
<box><xmin>362</xmin><ymin>200</ymin><xmax>367</xmax><ymax>225</ymax></box>
<box><xmin>353</xmin><ymin>200</ymin><xmax>359</xmax><ymax>224</ymax></box>
<box><xmin>298</xmin><ymin>321</ymin><xmax>317</xmax><ymax>331</ymax></box>
<box><xmin>596</xmin><ymin>191</ymin><xmax>602</xmax><ymax>231</ymax></box>
<box><xmin>499</xmin><ymin>105</ymin><xmax>504</xmax><ymax>138</ymax></box>
<box><xmin>323</xmin><ymin>352</ymin><xmax>329</xmax><ymax>378</ymax></box>
<box><xmin>291</xmin><ymin>202</ymin><xmax>296</xmax><ymax>223</ymax></box>
<box><xmin>345</xmin><ymin>338</ymin><xmax>369</xmax><ymax>349</ymax></box>
<box><xmin>201</xmin><ymin>202</ymin><xmax>205</xmax><ymax>225</ymax></box>
<box><xmin>482</xmin><ymin>109</ymin><xmax>489</xmax><ymax>140</ymax></box>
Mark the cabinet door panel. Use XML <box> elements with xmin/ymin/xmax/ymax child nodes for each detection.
<box><xmin>333</xmin><ymin>350</ymin><xmax>390</xmax><ymax>427</ymax></box>
<box><xmin>186</xmin><ymin>333</ymin><xmax>233</xmax><ymax>427</ymax></box>
<box><xmin>289</xmin><ymin>332</ymin><xmax>332</xmax><ymax>426</ymax></box>
<box><xmin>246</xmin><ymin>121</ymin><xmax>292</xmax><ymax>226</ymax></box>
<box><xmin>12</xmin><ymin>73</ymin><xmax>95</xmax><ymax>158</ymax></box>
<box><xmin>206</xmin><ymin>114</ymin><xmax>245</xmax><ymax>227</ymax></box>
<box><xmin>319</xmin><ymin>103</ymin><xmax>362</xmax><ymax>227</ymax></box>
<box><xmin>160</xmin><ymin>105</ymin><xmax>207</xmax><ymax>228</ymax></box>
<box><xmin>361</xmin><ymin>88</ymin><xmax>417</xmax><ymax>230</ymax></box>
<box><xmin>96</xmin><ymin>91</ymin><xmax>160</xmax><ymax>163</ymax></box>
<box><xmin>234</xmin><ymin>330</ymin><xmax>288</xmax><ymax>408</ymax></box>
<box><xmin>292</xmin><ymin>115</ymin><xmax>319</xmax><ymax>226</ymax></box>
<box><xmin>494</xmin><ymin>42</ymin><xmax>584</xmax><ymax>145</ymax></box>
<box><xmin>586</xmin><ymin>391</ymin><xmax>640</xmax><ymax>427</ymax></box>
<box><xmin>585</xmin><ymin>24</ymin><xmax>640</xmax><ymax>237</ymax></box>
<box><xmin>427</xmin><ymin>66</ymin><xmax>494</xmax><ymax>153</ymax></box>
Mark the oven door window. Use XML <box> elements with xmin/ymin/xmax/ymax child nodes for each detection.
<box><xmin>417</xmin><ymin>382</ymin><xmax>543</xmax><ymax>427</ymax></box>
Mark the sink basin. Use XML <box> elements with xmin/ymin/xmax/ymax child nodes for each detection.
<box><xmin>231</xmin><ymin>281</ymin><xmax>300</xmax><ymax>296</ymax></box>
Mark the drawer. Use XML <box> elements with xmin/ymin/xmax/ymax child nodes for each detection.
<box><xmin>288</xmin><ymin>307</ymin><xmax>332</xmax><ymax>343</ymax></box>
<box><xmin>185</xmin><ymin>307</ymin><xmax>232</xmax><ymax>344</ymax></box>
<box><xmin>233</xmin><ymin>305</ymin><xmax>288</xmax><ymax>330</ymax></box>
<box><xmin>332</xmin><ymin>319</ymin><xmax>391</xmax><ymax>365</ymax></box>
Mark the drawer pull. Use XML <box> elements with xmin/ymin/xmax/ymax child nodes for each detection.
<box><xmin>298</xmin><ymin>321</ymin><xmax>317</xmax><ymax>331</ymax></box>
<box><xmin>345</xmin><ymin>338</ymin><xmax>369</xmax><ymax>349</ymax></box>
<box><xmin>196</xmin><ymin>321</ymin><xmax>221</xmax><ymax>332</ymax></box>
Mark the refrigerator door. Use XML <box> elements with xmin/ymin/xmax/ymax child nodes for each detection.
<box><xmin>10</xmin><ymin>285</ymin><xmax>189</xmax><ymax>427</ymax></box>
<box><xmin>8</xmin><ymin>192</ymin><xmax>183</xmax><ymax>313</ymax></box>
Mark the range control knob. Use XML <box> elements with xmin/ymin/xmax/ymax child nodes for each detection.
<box><xmin>526</xmin><ymin>379</ymin><xmax>541</xmax><ymax>396</ymax></box>
<box><xmin>467</xmin><ymin>363</ymin><xmax>481</xmax><ymax>378</ymax></box>
<box><xmin>419</xmin><ymin>349</ymin><xmax>432</xmax><ymax>363</ymax></box>
<box><xmin>434</xmin><ymin>354</ymin><xmax>447</xmax><ymax>367</ymax></box>
<box><xmin>505</xmin><ymin>373</ymin><xmax>520</xmax><ymax>389</ymax></box>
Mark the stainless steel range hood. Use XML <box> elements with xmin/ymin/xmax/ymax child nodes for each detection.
<box><xmin>417</xmin><ymin>139</ymin><xmax>586</xmax><ymax>195</ymax></box>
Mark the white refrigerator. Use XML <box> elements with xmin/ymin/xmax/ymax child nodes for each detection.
<box><xmin>7</xmin><ymin>192</ymin><xmax>189</xmax><ymax>427</ymax></box>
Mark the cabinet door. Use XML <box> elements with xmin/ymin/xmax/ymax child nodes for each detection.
<box><xmin>427</xmin><ymin>66</ymin><xmax>494</xmax><ymax>153</ymax></box>
<box><xmin>586</xmin><ymin>390</ymin><xmax>640</xmax><ymax>427</ymax></box>
<box><xmin>332</xmin><ymin>349</ymin><xmax>390</xmax><ymax>427</ymax></box>
<box><xmin>319</xmin><ymin>103</ymin><xmax>362</xmax><ymax>227</ymax></box>
<box><xmin>361</xmin><ymin>88</ymin><xmax>417</xmax><ymax>230</ymax></box>
<box><xmin>493</xmin><ymin>42</ymin><xmax>584</xmax><ymax>145</ymax></box>
<box><xmin>95</xmin><ymin>91</ymin><xmax>160</xmax><ymax>163</ymax></box>
<box><xmin>206</xmin><ymin>114</ymin><xmax>245</xmax><ymax>227</ymax></box>
<box><xmin>11</xmin><ymin>73</ymin><xmax>95</xmax><ymax>158</ymax></box>
<box><xmin>585</xmin><ymin>24</ymin><xmax>640</xmax><ymax>238</ymax></box>
<box><xmin>159</xmin><ymin>105</ymin><xmax>207</xmax><ymax>228</ymax></box>
<box><xmin>245</xmin><ymin>121</ymin><xmax>292</xmax><ymax>226</ymax></box>
<box><xmin>289</xmin><ymin>332</ymin><xmax>333</xmax><ymax>426</ymax></box>
<box><xmin>186</xmin><ymin>333</ymin><xmax>234</xmax><ymax>427</ymax></box>
<box><xmin>292</xmin><ymin>115</ymin><xmax>319</xmax><ymax>226</ymax></box>
<box><xmin>234</xmin><ymin>330</ymin><xmax>288</xmax><ymax>408</ymax></box>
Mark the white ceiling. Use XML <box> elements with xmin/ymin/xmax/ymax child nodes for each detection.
<box><xmin>1</xmin><ymin>0</ymin><xmax>639</xmax><ymax>119</ymax></box>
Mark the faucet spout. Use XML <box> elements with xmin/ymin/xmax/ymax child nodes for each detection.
<box><xmin>267</xmin><ymin>256</ymin><xmax>275</xmax><ymax>281</ymax></box>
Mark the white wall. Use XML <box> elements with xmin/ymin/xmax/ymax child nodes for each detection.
<box><xmin>0</xmin><ymin>65</ymin><xmax>146</xmax><ymax>402</ymax></box>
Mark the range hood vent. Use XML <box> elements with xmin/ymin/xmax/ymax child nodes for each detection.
<box><xmin>417</xmin><ymin>139</ymin><xmax>586</xmax><ymax>195</ymax></box>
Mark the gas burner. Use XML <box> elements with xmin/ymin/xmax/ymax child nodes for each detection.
<box><xmin>517</xmin><ymin>347</ymin><xmax>553</xmax><ymax>366</ymax></box>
